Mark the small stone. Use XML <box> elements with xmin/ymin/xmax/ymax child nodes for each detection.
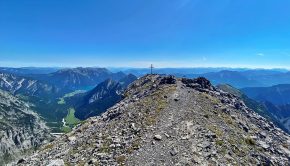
<box><xmin>199</xmin><ymin>141</ymin><xmax>211</xmax><ymax>149</ymax></box>
<box><xmin>164</xmin><ymin>133</ymin><xmax>170</xmax><ymax>138</ymax></box>
<box><xmin>260</xmin><ymin>131</ymin><xmax>267</xmax><ymax>138</ymax></box>
<box><xmin>243</xmin><ymin>126</ymin><xmax>249</xmax><ymax>132</ymax></box>
<box><xmin>170</xmin><ymin>147</ymin><xmax>178</xmax><ymax>156</ymax></box>
<box><xmin>47</xmin><ymin>159</ymin><xmax>65</xmax><ymax>166</ymax></box>
<box><xmin>68</xmin><ymin>136</ymin><xmax>77</xmax><ymax>143</ymax></box>
<box><xmin>17</xmin><ymin>159</ymin><xmax>25</xmax><ymax>164</ymax></box>
<box><xmin>73</xmin><ymin>153</ymin><xmax>80</xmax><ymax>158</ymax></box>
<box><xmin>181</xmin><ymin>135</ymin><xmax>190</xmax><ymax>140</ymax></box>
<box><xmin>205</xmin><ymin>132</ymin><xmax>217</xmax><ymax>139</ymax></box>
<box><xmin>259</xmin><ymin>141</ymin><xmax>270</xmax><ymax>150</ymax></box>
<box><xmin>130</xmin><ymin>123</ymin><xmax>140</xmax><ymax>132</ymax></box>
<box><xmin>154</xmin><ymin>135</ymin><xmax>162</xmax><ymax>141</ymax></box>
<box><xmin>113</xmin><ymin>138</ymin><xmax>121</xmax><ymax>144</ymax></box>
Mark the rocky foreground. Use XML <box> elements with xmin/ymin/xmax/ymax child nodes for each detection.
<box><xmin>16</xmin><ymin>75</ymin><xmax>290</xmax><ymax>165</ymax></box>
<box><xmin>0</xmin><ymin>90</ymin><xmax>51</xmax><ymax>165</ymax></box>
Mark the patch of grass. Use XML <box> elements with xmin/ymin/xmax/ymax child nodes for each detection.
<box><xmin>99</xmin><ymin>140</ymin><xmax>111</xmax><ymax>153</ymax></box>
<box><xmin>64</xmin><ymin>162</ymin><xmax>71</xmax><ymax>166</ymax></box>
<box><xmin>207</xmin><ymin>125</ymin><xmax>223</xmax><ymax>138</ymax></box>
<box><xmin>62</xmin><ymin>126</ymin><xmax>72</xmax><ymax>133</ymax></box>
<box><xmin>116</xmin><ymin>155</ymin><xmax>126</xmax><ymax>165</ymax></box>
<box><xmin>141</xmin><ymin>93</ymin><xmax>167</xmax><ymax>126</ymax></box>
<box><xmin>58</xmin><ymin>98</ymin><xmax>66</xmax><ymax>105</ymax></box>
<box><xmin>233</xmin><ymin>145</ymin><xmax>248</xmax><ymax>157</ymax></box>
<box><xmin>61</xmin><ymin>108</ymin><xmax>81</xmax><ymax>132</ymax></box>
<box><xmin>228</xmin><ymin>137</ymin><xmax>236</xmax><ymax>145</ymax></box>
<box><xmin>132</xmin><ymin>139</ymin><xmax>141</xmax><ymax>150</ymax></box>
<box><xmin>282</xmin><ymin>143</ymin><xmax>289</xmax><ymax>149</ymax></box>
<box><xmin>64</xmin><ymin>90</ymin><xmax>85</xmax><ymax>98</ymax></box>
<box><xmin>77</xmin><ymin>161</ymin><xmax>86</xmax><ymax>166</ymax></box>
<box><xmin>216</xmin><ymin>140</ymin><xmax>224</xmax><ymax>146</ymax></box>
<box><xmin>245</xmin><ymin>137</ymin><xmax>255</xmax><ymax>145</ymax></box>
<box><xmin>145</xmin><ymin>115</ymin><xmax>156</xmax><ymax>126</ymax></box>
<box><xmin>224</xmin><ymin>116</ymin><xmax>233</xmax><ymax>125</ymax></box>
<box><xmin>65</xmin><ymin>108</ymin><xmax>80</xmax><ymax>126</ymax></box>
<box><xmin>220</xmin><ymin>145</ymin><xmax>227</xmax><ymax>156</ymax></box>
<box><xmin>201</xmin><ymin>93</ymin><xmax>220</xmax><ymax>105</ymax></box>
<box><xmin>58</xmin><ymin>90</ymin><xmax>85</xmax><ymax>105</ymax></box>
<box><xmin>42</xmin><ymin>144</ymin><xmax>54</xmax><ymax>151</ymax></box>
<box><xmin>127</xmin><ymin>146</ymin><xmax>134</xmax><ymax>154</ymax></box>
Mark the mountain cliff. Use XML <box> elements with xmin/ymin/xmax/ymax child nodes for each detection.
<box><xmin>17</xmin><ymin>75</ymin><xmax>290</xmax><ymax>165</ymax></box>
<box><xmin>0</xmin><ymin>90</ymin><xmax>51</xmax><ymax>165</ymax></box>
<box><xmin>72</xmin><ymin>74</ymin><xmax>137</xmax><ymax>120</ymax></box>
<box><xmin>0</xmin><ymin>72</ymin><xmax>63</xmax><ymax>98</ymax></box>
<box><xmin>74</xmin><ymin>79</ymin><xmax>123</xmax><ymax>120</ymax></box>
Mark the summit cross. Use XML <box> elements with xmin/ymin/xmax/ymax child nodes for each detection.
<box><xmin>150</xmin><ymin>64</ymin><xmax>154</xmax><ymax>75</ymax></box>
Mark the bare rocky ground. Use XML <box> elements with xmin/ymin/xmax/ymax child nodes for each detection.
<box><xmin>0</xmin><ymin>90</ymin><xmax>51</xmax><ymax>165</ymax></box>
<box><xmin>15</xmin><ymin>75</ymin><xmax>290</xmax><ymax>166</ymax></box>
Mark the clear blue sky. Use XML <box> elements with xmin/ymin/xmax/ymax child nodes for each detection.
<box><xmin>1</xmin><ymin>0</ymin><xmax>290</xmax><ymax>68</ymax></box>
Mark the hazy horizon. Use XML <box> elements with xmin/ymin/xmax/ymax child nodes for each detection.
<box><xmin>0</xmin><ymin>65</ymin><xmax>289</xmax><ymax>71</ymax></box>
<box><xmin>1</xmin><ymin>1</ymin><xmax>290</xmax><ymax>68</ymax></box>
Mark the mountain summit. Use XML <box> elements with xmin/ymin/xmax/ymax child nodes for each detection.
<box><xmin>18</xmin><ymin>75</ymin><xmax>290</xmax><ymax>165</ymax></box>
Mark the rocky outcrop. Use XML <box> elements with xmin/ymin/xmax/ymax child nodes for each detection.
<box><xmin>74</xmin><ymin>79</ymin><xmax>123</xmax><ymax>120</ymax></box>
<box><xmin>0</xmin><ymin>90</ymin><xmax>51</xmax><ymax>165</ymax></box>
<box><xmin>17</xmin><ymin>75</ymin><xmax>290</xmax><ymax>165</ymax></box>
<box><xmin>217</xmin><ymin>84</ymin><xmax>290</xmax><ymax>133</ymax></box>
<box><xmin>73</xmin><ymin>75</ymin><xmax>137</xmax><ymax>120</ymax></box>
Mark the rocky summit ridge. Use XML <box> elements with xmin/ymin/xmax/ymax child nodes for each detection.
<box><xmin>17</xmin><ymin>75</ymin><xmax>290</xmax><ymax>165</ymax></box>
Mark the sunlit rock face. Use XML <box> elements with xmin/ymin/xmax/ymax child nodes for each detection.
<box><xmin>0</xmin><ymin>89</ymin><xmax>51</xmax><ymax>165</ymax></box>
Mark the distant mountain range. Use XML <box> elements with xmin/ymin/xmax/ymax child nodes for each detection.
<box><xmin>0</xmin><ymin>72</ymin><xmax>64</xmax><ymax>98</ymax></box>
<box><xmin>181</xmin><ymin>70</ymin><xmax>290</xmax><ymax>88</ymax></box>
<box><xmin>32</xmin><ymin>67</ymin><xmax>128</xmax><ymax>91</ymax></box>
<box><xmin>110</xmin><ymin>68</ymin><xmax>290</xmax><ymax>88</ymax></box>
<box><xmin>2</xmin><ymin>67</ymin><xmax>290</xmax><ymax>88</ymax></box>
<box><xmin>242</xmin><ymin>84</ymin><xmax>290</xmax><ymax>105</ymax></box>
<box><xmin>0</xmin><ymin>67</ymin><xmax>60</xmax><ymax>76</ymax></box>
<box><xmin>190</xmin><ymin>71</ymin><xmax>262</xmax><ymax>88</ymax></box>
<box><xmin>112</xmin><ymin>67</ymin><xmax>289</xmax><ymax>77</ymax></box>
